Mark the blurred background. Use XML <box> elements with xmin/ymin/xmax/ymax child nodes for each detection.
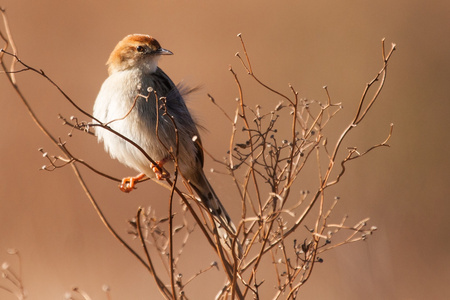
<box><xmin>1</xmin><ymin>0</ymin><xmax>449</xmax><ymax>299</ymax></box>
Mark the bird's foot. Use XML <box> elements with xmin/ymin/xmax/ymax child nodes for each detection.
<box><xmin>151</xmin><ymin>159</ymin><xmax>170</xmax><ymax>180</ymax></box>
<box><xmin>119</xmin><ymin>173</ymin><xmax>146</xmax><ymax>193</ymax></box>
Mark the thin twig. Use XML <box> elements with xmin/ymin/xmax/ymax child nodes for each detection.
<box><xmin>136</xmin><ymin>208</ymin><xmax>173</xmax><ymax>299</ymax></box>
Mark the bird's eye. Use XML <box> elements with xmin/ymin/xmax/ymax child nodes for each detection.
<box><xmin>136</xmin><ymin>46</ymin><xmax>145</xmax><ymax>53</ymax></box>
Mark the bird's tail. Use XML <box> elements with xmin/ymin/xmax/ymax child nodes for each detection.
<box><xmin>189</xmin><ymin>172</ymin><xmax>243</xmax><ymax>258</ymax></box>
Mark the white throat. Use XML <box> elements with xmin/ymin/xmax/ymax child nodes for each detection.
<box><xmin>140</xmin><ymin>55</ymin><xmax>161</xmax><ymax>74</ymax></box>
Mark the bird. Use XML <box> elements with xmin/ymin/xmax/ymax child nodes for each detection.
<box><xmin>93</xmin><ymin>34</ymin><xmax>241</xmax><ymax>256</ymax></box>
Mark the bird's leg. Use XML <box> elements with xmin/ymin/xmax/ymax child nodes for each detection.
<box><xmin>151</xmin><ymin>158</ymin><xmax>170</xmax><ymax>180</ymax></box>
<box><xmin>119</xmin><ymin>173</ymin><xmax>146</xmax><ymax>193</ymax></box>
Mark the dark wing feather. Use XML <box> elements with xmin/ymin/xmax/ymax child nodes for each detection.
<box><xmin>150</xmin><ymin>68</ymin><xmax>204</xmax><ymax>167</ymax></box>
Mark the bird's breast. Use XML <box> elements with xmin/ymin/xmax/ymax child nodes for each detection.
<box><xmin>93</xmin><ymin>69</ymin><xmax>168</xmax><ymax>175</ymax></box>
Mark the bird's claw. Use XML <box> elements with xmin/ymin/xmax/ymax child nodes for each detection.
<box><xmin>152</xmin><ymin>159</ymin><xmax>170</xmax><ymax>180</ymax></box>
<box><xmin>119</xmin><ymin>173</ymin><xmax>146</xmax><ymax>193</ymax></box>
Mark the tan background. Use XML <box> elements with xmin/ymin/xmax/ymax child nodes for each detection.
<box><xmin>1</xmin><ymin>0</ymin><xmax>449</xmax><ymax>299</ymax></box>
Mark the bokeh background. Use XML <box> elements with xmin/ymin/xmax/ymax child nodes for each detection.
<box><xmin>1</xmin><ymin>1</ymin><xmax>449</xmax><ymax>299</ymax></box>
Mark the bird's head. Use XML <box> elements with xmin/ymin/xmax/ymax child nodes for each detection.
<box><xmin>106</xmin><ymin>34</ymin><xmax>173</xmax><ymax>75</ymax></box>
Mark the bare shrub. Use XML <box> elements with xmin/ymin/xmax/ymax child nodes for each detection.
<box><xmin>1</xmin><ymin>8</ymin><xmax>395</xmax><ymax>300</ymax></box>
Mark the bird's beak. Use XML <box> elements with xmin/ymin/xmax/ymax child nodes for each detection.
<box><xmin>156</xmin><ymin>48</ymin><xmax>173</xmax><ymax>55</ymax></box>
